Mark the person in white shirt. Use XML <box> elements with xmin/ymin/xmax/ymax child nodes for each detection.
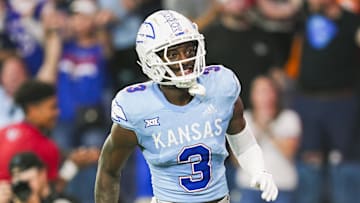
<box><xmin>237</xmin><ymin>75</ymin><xmax>301</xmax><ymax>203</ymax></box>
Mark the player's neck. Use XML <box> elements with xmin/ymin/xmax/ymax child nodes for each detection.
<box><xmin>159</xmin><ymin>85</ymin><xmax>193</xmax><ymax>106</ymax></box>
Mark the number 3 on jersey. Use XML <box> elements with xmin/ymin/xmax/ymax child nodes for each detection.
<box><xmin>177</xmin><ymin>144</ymin><xmax>211</xmax><ymax>192</ymax></box>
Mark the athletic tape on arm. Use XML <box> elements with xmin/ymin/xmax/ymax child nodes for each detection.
<box><xmin>226</xmin><ymin>124</ymin><xmax>266</xmax><ymax>176</ymax></box>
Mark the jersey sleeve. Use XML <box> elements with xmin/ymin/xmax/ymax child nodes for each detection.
<box><xmin>111</xmin><ymin>82</ymin><xmax>160</xmax><ymax>132</ymax></box>
<box><xmin>223</xmin><ymin>66</ymin><xmax>241</xmax><ymax>105</ymax></box>
<box><xmin>203</xmin><ymin>65</ymin><xmax>241</xmax><ymax>105</ymax></box>
<box><xmin>111</xmin><ymin>90</ymin><xmax>136</xmax><ymax>131</ymax></box>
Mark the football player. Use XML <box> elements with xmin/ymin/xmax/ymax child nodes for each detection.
<box><xmin>95</xmin><ymin>10</ymin><xmax>278</xmax><ymax>203</ymax></box>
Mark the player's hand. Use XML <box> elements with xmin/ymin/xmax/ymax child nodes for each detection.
<box><xmin>250</xmin><ymin>171</ymin><xmax>278</xmax><ymax>202</ymax></box>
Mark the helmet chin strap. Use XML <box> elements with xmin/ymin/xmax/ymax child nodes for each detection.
<box><xmin>174</xmin><ymin>80</ymin><xmax>206</xmax><ymax>96</ymax></box>
<box><xmin>175</xmin><ymin>79</ymin><xmax>206</xmax><ymax>96</ymax></box>
<box><xmin>188</xmin><ymin>82</ymin><xmax>206</xmax><ymax>96</ymax></box>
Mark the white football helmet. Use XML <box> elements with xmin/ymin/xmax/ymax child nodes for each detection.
<box><xmin>136</xmin><ymin>10</ymin><xmax>206</xmax><ymax>90</ymax></box>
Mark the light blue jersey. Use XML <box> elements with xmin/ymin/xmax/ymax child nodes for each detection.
<box><xmin>111</xmin><ymin>65</ymin><xmax>241</xmax><ymax>202</ymax></box>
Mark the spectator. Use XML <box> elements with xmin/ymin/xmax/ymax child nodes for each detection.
<box><xmin>9</xmin><ymin>152</ymin><xmax>78</xmax><ymax>203</ymax></box>
<box><xmin>98</xmin><ymin>0</ymin><xmax>150</xmax><ymax>90</ymax></box>
<box><xmin>203</xmin><ymin>0</ymin><xmax>284</xmax><ymax>108</ymax></box>
<box><xmin>0</xmin><ymin>55</ymin><xmax>27</xmax><ymax>128</ymax></box>
<box><xmin>236</xmin><ymin>76</ymin><xmax>301</xmax><ymax>203</ymax></box>
<box><xmin>0</xmin><ymin>11</ymin><xmax>66</xmax><ymax>128</ymax></box>
<box><xmin>0</xmin><ymin>80</ymin><xmax>60</xmax><ymax>182</ymax></box>
<box><xmin>3</xmin><ymin>0</ymin><xmax>55</xmax><ymax>76</ymax></box>
<box><xmin>285</xmin><ymin>0</ymin><xmax>360</xmax><ymax>202</ymax></box>
<box><xmin>39</xmin><ymin>1</ymin><xmax>112</xmax><ymax>202</ymax></box>
<box><xmin>0</xmin><ymin>80</ymin><xmax>99</xmax><ymax>195</ymax></box>
<box><xmin>248</xmin><ymin>0</ymin><xmax>302</xmax><ymax>79</ymax></box>
<box><xmin>42</xmin><ymin>0</ymin><xmax>112</xmax><ymax>151</ymax></box>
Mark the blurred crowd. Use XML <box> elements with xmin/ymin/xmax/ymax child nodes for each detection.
<box><xmin>0</xmin><ymin>0</ymin><xmax>359</xmax><ymax>203</ymax></box>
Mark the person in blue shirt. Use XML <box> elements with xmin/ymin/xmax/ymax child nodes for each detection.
<box><xmin>95</xmin><ymin>10</ymin><xmax>278</xmax><ymax>203</ymax></box>
<box><xmin>4</xmin><ymin>0</ymin><xmax>51</xmax><ymax>76</ymax></box>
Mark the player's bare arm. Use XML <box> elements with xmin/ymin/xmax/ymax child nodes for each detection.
<box><xmin>95</xmin><ymin>123</ymin><xmax>138</xmax><ymax>203</ymax></box>
<box><xmin>227</xmin><ymin>96</ymin><xmax>246</xmax><ymax>135</ymax></box>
